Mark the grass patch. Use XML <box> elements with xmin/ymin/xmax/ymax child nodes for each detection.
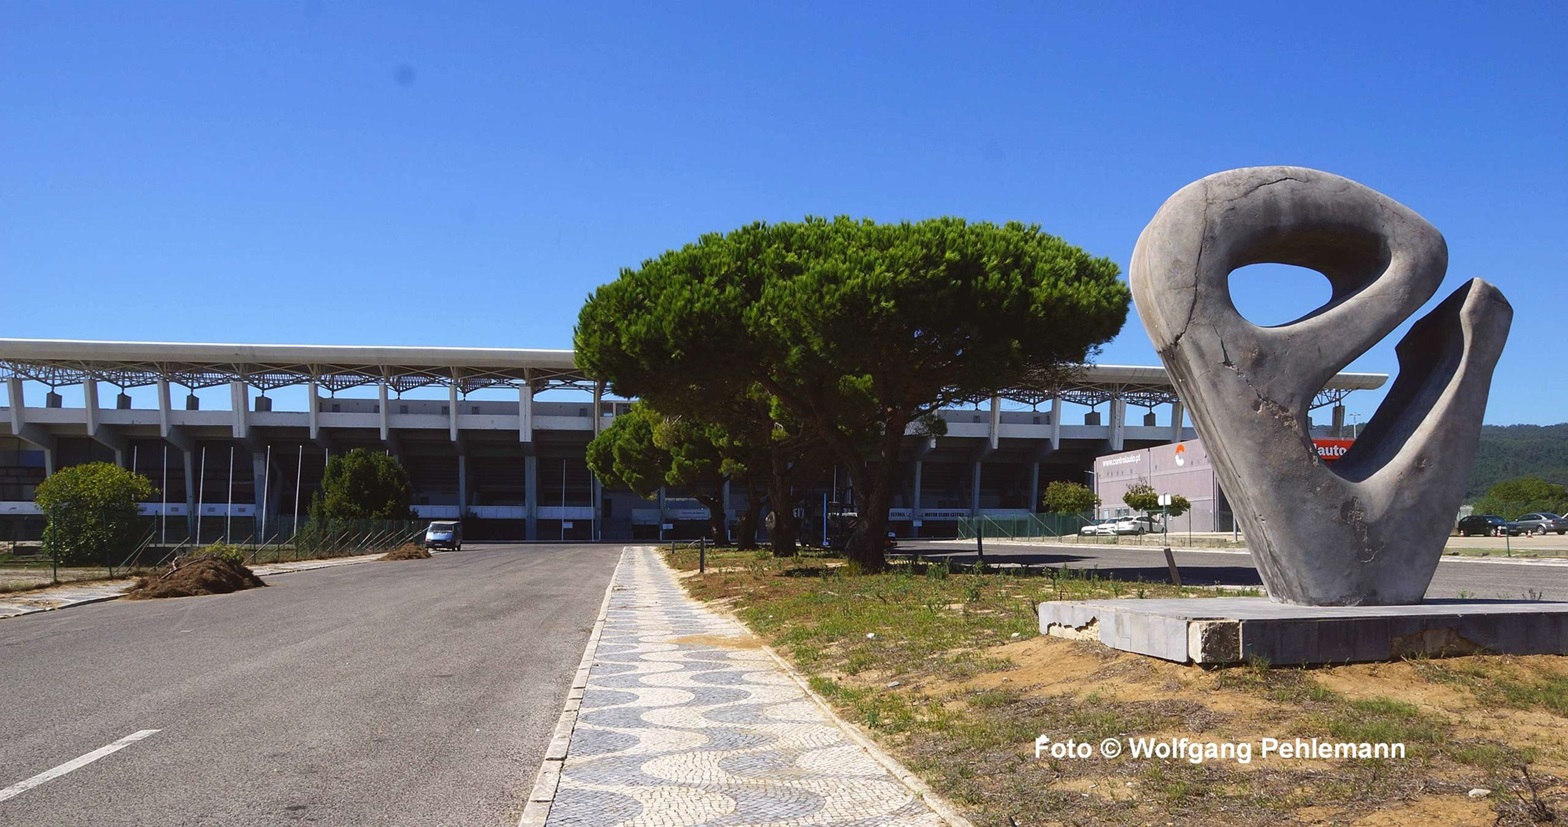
<box><xmin>667</xmin><ymin>548</ymin><xmax>1568</xmax><ymax>826</ymax></box>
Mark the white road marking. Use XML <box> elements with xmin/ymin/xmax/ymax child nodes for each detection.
<box><xmin>0</xmin><ymin>729</ymin><xmax>160</xmax><ymax>803</ymax></box>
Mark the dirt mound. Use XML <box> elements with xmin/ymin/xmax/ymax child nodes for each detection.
<box><xmin>128</xmin><ymin>557</ymin><xmax>267</xmax><ymax>600</ymax></box>
<box><xmin>380</xmin><ymin>543</ymin><xmax>432</xmax><ymax>561</ymax></box>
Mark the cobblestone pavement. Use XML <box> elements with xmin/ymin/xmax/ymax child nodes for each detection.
<box><xmin>545</xmin><ymin>547</ymin><xmax>956</xmax><ymax>827</ymax></box>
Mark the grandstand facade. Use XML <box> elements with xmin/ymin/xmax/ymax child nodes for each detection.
<box><xmin>0</xmin><ymin>339</ymin><xmax>1386</xmax><ymax>543</ymax></box>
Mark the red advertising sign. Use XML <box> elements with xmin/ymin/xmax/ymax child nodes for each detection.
<box><xmin>1313</xmin><ymin>438</ymin><xmax>1355</xmax><ymax>462</ymax></box>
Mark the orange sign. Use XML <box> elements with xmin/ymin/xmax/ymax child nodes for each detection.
<box><xmin>1174</xmin><ymin>443</ymin><xmax>1187</xmax><ymax>466</ymax></box>
<box><xmin>1313</xmin><ymin>438</ymin><xmax>1355</xmax><ymax>462</ymax></box>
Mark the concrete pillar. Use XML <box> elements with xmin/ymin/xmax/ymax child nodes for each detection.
<box><xmin>1029</xmin><ymin>462</ymin><xmax>1041</xmax><ymax>514</ymax></box>
<box><xmin>308</xmin><ymin>380</ymin><xmax>321</xmax><ymax>440</ymax></box>
<box><xmin>1170</xmin><ymin>401</ymin><xmax>1185</xmax><ymax>444</ymax></box>
<box><xmin>116</xmin><ymin>393</ymin><xmax>131</xmax><ymax>410</ymax></box>
<box><xmin>457</xmin><ymin>452</ymin><xmax>469</xmax><ymax>514</ymax></box>
<box><xmin>229</xmin><ymin>381</ymin><xmax>248</xmax><ymax>438</ymax></box>
<box><xmin>1110</xmin><ymin>398</ymin><xmax>1126</xmax><ymax>452</ymax></box>
<box><xmin>157</xmin><ymin>378</ymin><xmax>172</xmax><ymax>437</ymax></box>
<box><xmin>593</xmin><ymin>382</ymin><xmax>604</xmax><ymax>435</ymax></box>
<box><xmin>378</xmin><ymin>380</ymin><xmax>390</xmax><ymax>441</ymax></box>
<box><xmin>6</xmin><ymin>377</ymin><xmax>23</xmax><ymax>433</ymax></box>
<box><xmin>1049</xmin><ymin>395</ymin><xmax>1062</xmax><ymax>451</ymax></box>
<box><xmin>83</xmin><ymin>380</ymin><xmax>100</xmax><ymax>436</ymax></box>
<box><xmin>970</xmin><ymin>461</ymin><xmax>982</xmax><ymax>517</ymax></box>
<box><xmin>592</xmin><ymin>475</ymin><xmax>603</xmax><ymax>541</ymax></box>
<box><xmin>185</xmin><ymin>393</ymin><xmax>200</xmax><ymax>411</ymax></box>
<box><xmin>183</xmin><ymin>448</ymin><xmax>198</xmax><ymax>539</ymax></box>
<box><xmin>912</xmin><ymin>459</ymin><xmax>923</xmax><ymax>539</ymax></box>
<box><xmin>1332</xmin><ymin>404</ymin><xmax>1347</xmax><ymax>438</ymax></box>
<box><xmin>253</xmin><ymin>451</ymin><xmax>269</xmax><ymax>540</ymax></box>
<box><xmin>657</xmin><ymin>486</ymin><xmax>667</xmax><ymax>541</ymax></box>
<box><xmin>1143</xmin><ymin>411</ymin><xmax>1158</xmax><ymax>427</ymax></box>
<box><xmin>518</xmin><ymin>386</ymin><xmax>534</xmax><ymax>443</ymax></box>
<box><xmin>448</xmin><ymin>383</ymin><xmax>460</xmax><ymax>443</ymax></box>
<box><xmin>987</xmin><ymin>394</ymin><xmax>1000</xmax><ymax>451</ymax></box>
<box><xmin>524</xmin><ymin>453</ymin><xmax>538</xmax><ymax>541</ymax></box>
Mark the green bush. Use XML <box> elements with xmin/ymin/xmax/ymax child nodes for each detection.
<box><xmin>35</xmin><ymin>462</ymin><xmax>157</xmax><ymax>566</ymax></box>
<box><xmin>195</xmin><ymin>541</ymin><xmax>247</xmax><ymax>566</ymax></box>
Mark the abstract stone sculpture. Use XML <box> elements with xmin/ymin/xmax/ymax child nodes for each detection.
<box><xmin>1129</xmin><ymin>167</ymin><xmax>1512</xmax><ymax>606</ymax></box>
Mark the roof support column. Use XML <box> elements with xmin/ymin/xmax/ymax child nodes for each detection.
<box><xmin>308</xmin><ymin>380</ymin><xmax>321</xmax><ymax>441</ymax></box>
<box><xmin>83</xmin><ymin>379</ymin><xmax>127</xmax><ymax>465</ymax></box>
<box><xmin>912</xmin><ymin>459</ymin><xmax>923</xmax><ymax>539</ymax></box>
<box><xmin>1049</xmin><ymin>395</ymin><xmax>1062</xmax><ymax>451</ymax></box>
<box><xmin>229</xmin><ymin>381</ymin><xmax>248</xmax><ymax>439</ymax></box>
<box><xmin>83</xmin><ymin>378</ymin><xmax>99</xmax><ymax>436</ymax></box>
<box><xmin>378</xmin><ymin>379</ymin><xmax>390</xmax><ymax>442</ymax></box>
<box><xmin>8</xmin><ymin>377</ymin><xmax>26</xmax><ymax>434</ymax></box>
<box><xmin>157</xmin><ymin>378</ymin><xmax>173</xmax><ymax>438</ymax></box>
<box><xmin>1029</xmin><ymin>461</ymin><xmax>1041</xmax><ymax>515</ymax></box>
<box><xmin>457</xmin><ymin>451</ymin><xmax>468</xmax><ymax>516</ymax></box>
<box><xmin>518</xmin><ymin>386</ymin><xmax>533</xmax><ymax>443</ymax></box>
<box><xmin>1110</xmin><ymin>397</ymin><xmax>1126</xmax><ymax>452</ymax></box>
<box><xmin>987</xmin><ymin>394</ymin><xmax>1000</xmax><ymax>452</ymax></box>
<box><xmin>593</xmin><ymin>381</ymin><xmax>604</xmax><ymax>435</ymax></box>
<box><xmin>970</xmin><ymin>460</ymin><xmax>983</xmax><ymax>518</ymax></box>
<box><xmin>524</xmin><ymin>453</ymin><xmax>538</xmax><ymax>541</ymax></box>
<box><xmin>448</xmin><ymin>382</ymin><xmax>460</xmax><ymax>443</ymax></box>
<box><xmin>1169</xmin><ymin>401</ymin><xmax>1184</xmax><ymax>444</ymax></box>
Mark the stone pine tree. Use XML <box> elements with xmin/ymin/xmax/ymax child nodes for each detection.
<box><xmin>585</xmin><ymin>402</ymin><xmax>737</xmax><ymax>544</ymax></box>
<box><xmin>310</xmin><ymin>449</ymin><xmax>414</xmax><ymax>521</ymax></box>
<box><xmin>34</xmin><ymin>462</ymin><xmax>157</xmax><ymax>566</ymax></box>
<box><xmin>578</xmin><ymin>216</ymin><xmax>1129</xmax><ymax>570</ymax></box>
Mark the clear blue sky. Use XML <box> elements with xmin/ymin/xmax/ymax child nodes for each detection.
<box><xmin>4</xmin><ymin>2</ymin><xmax>1565</xmax><ymax>424</ymax></box>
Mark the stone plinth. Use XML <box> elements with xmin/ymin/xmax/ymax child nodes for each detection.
<box><xmin>1039</xmin><ymin>597</ymin><xmax>1568</xmax><ymax>665</ymax></box>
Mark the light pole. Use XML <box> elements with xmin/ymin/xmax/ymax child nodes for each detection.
<box><xmin>1349</xmin><ymin>413</ymin><xmax>1362</xmax><ymax>439</ymax></box>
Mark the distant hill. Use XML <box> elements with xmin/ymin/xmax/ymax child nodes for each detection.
<box><xmin>1467</xmin><ymin>424</ymin><xmax>1568</xmax><ymax>499</ymax></box>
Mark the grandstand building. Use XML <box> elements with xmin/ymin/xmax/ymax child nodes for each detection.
<box><xmin>0</xmin><ymin>339</ymin><xmax>1385</xmax><ymax>543</ymax></box>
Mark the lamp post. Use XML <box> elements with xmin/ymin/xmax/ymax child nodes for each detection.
<box><xmin>1349</xmin><ymin>413</ymin><xmax>1362</xmax><ymax>439</ymax></box>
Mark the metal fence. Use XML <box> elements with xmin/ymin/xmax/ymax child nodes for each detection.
<box><xmin>956</xmin><ymin>513</ymin><xmax>1090</xmax><ymax>541</ymax></box>
<box><xmin>1</xmin><ymin>513</ymin><xmax>425</xmax><ymax>587</ymax></box>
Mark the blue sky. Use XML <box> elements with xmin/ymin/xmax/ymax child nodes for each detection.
<box><xmin>3</xmin><ymin>2</ymin><xmax>1566</xmax><ymax>424</ymax></box>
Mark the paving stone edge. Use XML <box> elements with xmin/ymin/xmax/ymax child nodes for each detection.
<box><xmin>516</xmin><ymin>547</ymin><xmax>621</xmax><ymax>827</ymax></box>
<box><xmin>653</xmin><ymin>549</ymin><xmax>979</xmax><ymax>827</ymax></box>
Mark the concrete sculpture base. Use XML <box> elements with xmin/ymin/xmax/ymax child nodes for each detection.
<box><xmin>1039</xmin><ymin>597</ymin><xmax>1568</xmax><ymax>665</ymax></box>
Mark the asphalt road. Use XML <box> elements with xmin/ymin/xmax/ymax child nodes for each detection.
<box><xmin>906</xmin><ymin>541</ymin><xmax>1568</xmax><ymax>601</ymax></box>
<box><xmin>0</xmin><ymin>543</ymin><xmax>621</xmax><ymax>827</ymax></box>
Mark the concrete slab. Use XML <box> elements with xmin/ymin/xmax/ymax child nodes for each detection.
<box><xmin>1039</xmin><ymin>597</ymin><xmax>1568</xmax><ymax>665</ymax></box>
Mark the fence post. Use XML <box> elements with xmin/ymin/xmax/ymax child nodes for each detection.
<box><xmin>699</xmin><ymin>536</ymin><xmax>706</xmax><ymax>574</ymax></box>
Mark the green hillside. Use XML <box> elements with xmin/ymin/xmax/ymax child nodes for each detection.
<box><xmin>1467</xmin><ymin>423</ymin><xmax>1568</xmax><ymax>499</ymax></box>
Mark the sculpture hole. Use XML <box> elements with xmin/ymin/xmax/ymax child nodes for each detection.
<box><xmin>1227</xmin><ymin>264</ymin><xmax>1334</xmax><ymax>327</ymax></box>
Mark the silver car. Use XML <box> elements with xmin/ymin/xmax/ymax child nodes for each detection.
<box><xmin>1514</xmin><ymin>512</ymin><xmax>1568</xmax><ymax>535</ymax></box>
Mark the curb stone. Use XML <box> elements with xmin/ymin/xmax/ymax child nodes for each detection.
<box><xmin>517</xmin><ymin>550</ymin><xmax>619</xmax><ymax>827</ymax></box>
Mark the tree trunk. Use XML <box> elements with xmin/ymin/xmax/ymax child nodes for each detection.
<box><xmin>844</xmin><ymin>426</ymin><xmax>905</xmax><ymax>572</ymax></box>
<box><xmin>735</xmin><ymin>473</ymin><xmax>763</xmax><ymax>550</ymax></box>
<box><xmin>695</xmin><ymin>491</ymin><xmax>729</xmax><ymax>546</ymax></box>
<box><xmin>767</xmin><ymin>468</ymin><xmax>798</xmax><ymax>557</ymax></box>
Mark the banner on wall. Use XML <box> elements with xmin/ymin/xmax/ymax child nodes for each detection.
<box><xmin>1313</xmin><ymin>438</ymin><xmax>1355</xmax><ymax>462</ymax></box>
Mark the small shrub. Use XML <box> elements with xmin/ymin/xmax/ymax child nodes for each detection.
<box><xmin>196</xmin><ymin>541</ymin><xmax>247</xmax><ymax>566</ymax></box>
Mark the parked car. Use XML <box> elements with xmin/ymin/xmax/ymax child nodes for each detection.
<box><xmin>424</xmin><ymin>520</ymin><xmax>463</xmax><ymax>550</ymax></box>
<box><xmin>1111</xmin><ymin>516</ymin><xmax>1150</xmax><ymax>535</ymax></box>
<box><xmin>1456</xmin><ymin>514</ymin><xmax>1521</xmax><ymax>537</ymax></box>
<box><xmin>1514</xmin><ymin>512</ymin><xmax>1568</xmax><ymax>535</ymax></box>
<box><xmin>1079</xmin><ymin>519</ymin><xmax>1117</xmax><ymax>536</ymax></box>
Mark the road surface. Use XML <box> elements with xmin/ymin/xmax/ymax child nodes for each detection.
<box><xmin>0</xmin><ymin>543</ymin><xmax>620</xmax><ymax>827</ymax></box>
